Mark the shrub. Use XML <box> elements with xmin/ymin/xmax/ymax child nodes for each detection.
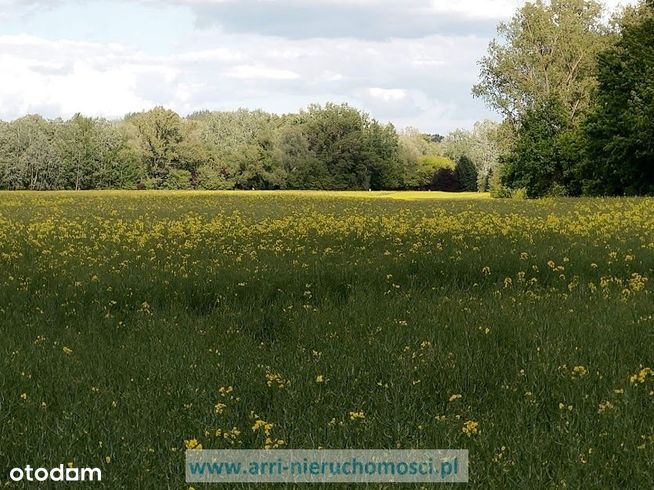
<box><xmin>163</xmin><ymin>169</ymin><xmax>192</xmax><ymax>190</ymax></box>
<box><xmin>510</xmin><ymin>187</ymin><xmax>528</xmax><ymax>200</ymax></box>
<box><xmin>489</xmin><ymin>166</ymin><xmax>512</xmax><ymax>198</ymax></box>
<box><xmin>197</xmin><ymin>166</ymin><xmax>236</xmax><ymax>190</ymax></box>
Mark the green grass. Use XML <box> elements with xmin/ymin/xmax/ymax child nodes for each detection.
<box><xmin>0</xmin><ymin>191</ymin><xmax>653</xmax><ymax>488</ymax></box>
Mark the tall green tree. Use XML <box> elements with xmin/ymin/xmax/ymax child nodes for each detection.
<box><xmin>127</xmin><ymin>107</ymin><xmax>184</xmax><ymax>186</ymax></box>
<box><xmin>455</xmin><ymin>156</ymin><xmax>478</xmax><ymax>192</ymax></box>
<box><xmin>303</xmin><ymin>104</ymin><xmax>401</xmax><ymax>190</ymax></box>
<box><xmin>473</xmin><ymin>0</ymin><xmax>610</xmax><ymax>126</ymax></box>
<box><xmin>501</xmin><ymin>97</ymin><xmax>586</xmax><ymax>197</ymax></box>
<box><xmin>274</xmin><ymin>121</ymin><xmax>328</xmax><ymax>189</ymax></box>
<box><xmin>584</xmin><ymin>0</ymin><xmax>654</xmax><ymax>195</ymax></box>
<box><xmin>0</xmin><ymin>115</ymin><xmax>62</xmax><ymax>190</ymax></box>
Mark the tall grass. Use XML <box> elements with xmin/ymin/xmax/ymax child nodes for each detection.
<box><xmin>1</xmin><ymin>191</ymin><xmax>652</xmax><ymax>488</ymax></box>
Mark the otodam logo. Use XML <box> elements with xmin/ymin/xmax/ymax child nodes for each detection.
<box><xmin>9</xmin><ymin>465</ymin><xmax>102</xmax><ymax>483</ymax></box>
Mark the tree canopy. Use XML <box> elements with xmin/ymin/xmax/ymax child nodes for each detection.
<box><xmin>0</xmin><ymin>104</ymin><xmax>473</xmax><ymax>192</ymax></box>
<box><xmin>475</xmin><ymin>0</ymin><xmax>654</xmax><ymax>197</ymax></box>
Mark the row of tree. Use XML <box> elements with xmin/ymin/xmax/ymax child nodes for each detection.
<box><xmin>474</xmin><ymin>0</ymin><xmax>654</xmax><ymax>197</ymax></box>
<box><xmin>0</xmin><ymin>104</ymin><xmax>494</xmax><ymax>192</ymax></box>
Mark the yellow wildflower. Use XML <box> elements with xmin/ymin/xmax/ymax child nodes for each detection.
<box><xmin>184</xmin><ymin>439</ymin><xmax>203</xmax><ymax>450</ymax></box>
<box><xmin>349</xmin><ymin>411</ymin><xmax>365</xmax><ymax>421</ymax></box>
<box><xmin>462</xmin><ymin>420</ymin><xmax>479</xmax><ymax>437</ymax></box>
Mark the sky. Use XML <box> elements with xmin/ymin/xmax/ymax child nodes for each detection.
<box><xmin>0</xmin><ymin>0</ymin><xmax>638</xmax><ymax>133</ymax></box>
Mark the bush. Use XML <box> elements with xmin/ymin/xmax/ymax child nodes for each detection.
<box><xmin>510</xmin><ymin>187</ymin><xmax>528</xmax><ymax>200</ymax></box>
<box><xmin>546</xmin><ymin>183</ymin><xmax>569</xmax><ymax>197</ymax></box>
<box><xmin>197</xmin><ymin>166</ymin><xmax>236</xmax><ymax>190</ymax></box>
<box><xmin>489</xmin><ymin>166</ymin><xmax>512</xmax><ymax>198</ymax></box>
<box><xmin>162</xmin><ymin>169</ymin><xmax>192</xmax><ymax>190</ymax></box>
<box><xmin>143</xmin><ymin>178</ymin><xmax>163</xmax><ymax>190</ymax></box>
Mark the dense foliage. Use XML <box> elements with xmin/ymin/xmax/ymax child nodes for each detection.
<box><xmin>584</xmin><ymin>1</ymin><xmax>654</xmax><ymax>195</ymax></box>
<box><xmin>0</xmin><ymin>104</ymin><xmax>495</xmax><ymax>192</ymax></box>
<box><xmin>476</xmin><ymin>0</ymin><xmax>654</xmax><ymax>197</ymax></box>
<box><xmin>0</xmin><ymin>104</ymin><xmax>400</xmax><ymax>191</ymax></box>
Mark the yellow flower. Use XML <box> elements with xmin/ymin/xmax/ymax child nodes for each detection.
<box><xmin>315</xmin><ymin>374</ymin><xmax>325</xmax><ymax>384</ymax></box>
<box><xmin>252</xmin><ymin>420</ymin><xmax>274</xmax><ymax>433</ymax></box>
<box><xmin>63</xmin><ymin>346</ymin><xmax>73</xmax><ymax>355</ymax></box>
<box><xmin>628</xmin><ymin>273</ymin><xmax>647</xmax><ymax>292</ymax></box>
<box><xmin>349</xmin><ymin>411</ymin><xmax>365</xmax><ymax>421</ymax></box>
<box><xmin>572</xmin><ymin>365</ymin><xmax>588</xmax><ymax>378</ymax></box>
<box><xmin>20</xmin><ymin>393</ymin><xmax>28</xmax><ymax>400</ymax></box>
<box><xmin>265</xmin><ymin>371</ymin><xmax>290</xmax><ymax>389</ymax></box>
<box><xmin>218</xmin><ymin>386</ymin><xmax>233</xmax><ymax>396</ymax></box>
<box><xmin>630</xmin><ymin>367</ymin><xmax>654</xmax><ymax>385</ymax></box>
<box><xmin>448</xmin><ymin>394</ymin><xmax>463</xmax><ymax>402</ymax></box>
<box><xmin>559</xmin><ymin>403</ymin><xmax>573</xmax><ymax>411</ymax></box>
<box><xmin>462</xmin><ymin>420</ymin><xmax>479</xmax><ymax>437</ymax></box>
<box><xmin>264</xmin><ymin>437</ymin><xmax>285</xmax><ymax>449</ymax></box>
<box><xmin>184</xmin><ymin>439</ymin><xmax>203</xmax><ymax>450</ymax></box>
<box><xmin>214</xmin><ymin>403</ymin><xmax>227</xmax><ymax>415</ymax></box>
<box><xmin>597</xmin><ymin>401</ymin><xmax>615</xmax><ymax>414</ymax></box>
<box><xmin>105</xmin><ymin>456</ymin><xmax>112</xmax><ymax>464</ymax></box>
<box><xmin>218</xmin><ymin>427</ymin><xmax>241</xmax><ymax>443</ymax></box>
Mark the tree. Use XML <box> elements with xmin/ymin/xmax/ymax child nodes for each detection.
<box><xmin>441</xmin><ymin>121</ymin><xmax>503</xmax><ymax>191</ymax></box>
<box><xmin>56</xmin><ymin>115</ymin><xmax>140</xmax><ymax>190</ymax></box>
<box><xmin>583</xmin><ymin>1</ymin><xmax>654</xmax><ymax>195</ymax></box>
<box><xmin>410</xmin><ymin>155</ymin><xmax>454</xmax><ymax>190</ymax></box>
<box><xmin>57</xmin><ymin>114</ymin><xmax>99</xmax><ymax>190</ymax></box>
<box><xmin>275</xmin><ymin>120</ymin><xmax>328</xmax><ymax>189</ymax></box>
<box><xmin>455</xmin><ymin>156</ymin><xmax>478</xmax><ymax>191</ymax></box>
<box><xmin>0</xmin><ymin>115</ymin><xmax>62</xmax><ymax>190</ymax></box>
<box><xmin>501</xmin><ymin>98</ymin><xmax>586</xmax><ymax>197</ymax></box>
<box><xmin>398</xmin><ymin>128</ymin><xmax>444</xmax><ymax>189</ymax></box>
<box><xmin>127</xmin><ymin>107</ymin><xmax>184</xmax><ymax>186</ymax></box>
<box><xmin>473</xmin><ymin>0</ymin><xmax>611</xmax><ymax>126</ymax></box>
<box><xmin>303</xmin><ymin>104</ymin><xmax>401</xmax><ymax>190</ymax></box>
<box><xmin>365</xmin><ymin>121</ymin><xmax>402</xmax><ymax>190</ymax></box>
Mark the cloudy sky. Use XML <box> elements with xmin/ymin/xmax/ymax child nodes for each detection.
<box><xmin>0</xmin><ymin>0</ymin><xmax>636</xmax><ymax>133</ymax></box>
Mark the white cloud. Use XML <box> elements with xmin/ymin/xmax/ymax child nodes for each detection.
<box><xmin>0</xmin><ymin>0</ymin><xmax>641</xmax><ymax>132</ymax></box>
<box><xmin>0</xmin><ymin>35</ymin><xmax>159</xmax><ymax>118</ymax></box>
<box><xmin>225</xmin><ymin>65</ymin><xmax>300</xmax><ymax>80</ymax></box>
<box><xmin>368</xmin><ymin>88</ymin><xmax>408</xmax><ymax>102</ymax></box>
<box><xmin>0</xmin><ymin>28</ymin><xmax>493</xmax><ymax>132</ymax></box>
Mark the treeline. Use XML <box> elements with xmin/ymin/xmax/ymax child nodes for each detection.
<box><xmin>0</xmin><ymin>104</ymin><xmax>497</xmax><ymax>192</ymax></box>
<box><xmin>475</xmin><ymin>0</ymin><xmax>654</xmax><ymax>197</ymax></box>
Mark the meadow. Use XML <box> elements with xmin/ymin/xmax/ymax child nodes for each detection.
<box><xmin>0</xmin><ymin>191</ymin><xmax>653</xmax><ymax>489</ymax></box>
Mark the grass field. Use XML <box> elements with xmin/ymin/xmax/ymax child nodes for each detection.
<box><xmin>1</xmin><ymin>191</ymin><xmax>653</xmax><ymax>488</ymax></box>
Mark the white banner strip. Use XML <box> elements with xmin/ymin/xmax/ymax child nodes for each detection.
<box><xmin>186</xmin><ymin>449</ymin><xmax>468</xmax><ymax>483</ymax></box>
